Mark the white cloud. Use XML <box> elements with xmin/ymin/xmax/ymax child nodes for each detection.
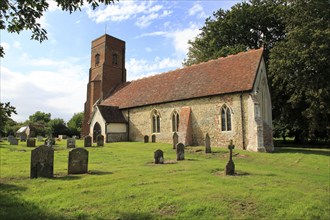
<box><xmin>145</xmin><ymin>47</ymin><xmax>152</xmax><ymax>52</ymax></box>
<box><xmin>13</xmin><ymin>41</ymin><xmax>22</xmax><ymax>50</ymax></box>
<box><xmin>47</xmin><ymin>0</ymin><xmax>61</xmax><ymax>12</ymax></box>
<box><xmin>188</xmin><ymin>3</ymin><xmax>206</xmax><ymax>18</ymax></box>
<box><xmin>86</xmin><ymin>0</ymin><xmax>171</xmax><ymax>28</ymax></box>
<box><xmin>1</xmin><ymin>56</ymin><xmax>89</xmax><ymax>122</ymax></box>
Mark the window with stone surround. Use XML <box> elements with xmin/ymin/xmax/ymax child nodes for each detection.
<box><xmin>95</xmin><ymin>54</ymin><xmax>100</xmax><ymax>66</ymax></box>
<box><xmin>172</xmin><ymin>110</ymin><xmax>179</xmax><ymax>132</ymax></box>
<box><xmin>221</xmin><ymin>105</ymin><xmax>232</xmax><ymax>131</ymax></box>
<box><xmin>152</xmin><ymin>109</ymin><xmax>161</xmax><ymax>133</ymax></box>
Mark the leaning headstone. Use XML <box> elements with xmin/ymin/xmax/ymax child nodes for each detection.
<box><xmin>20</xmin><ymin>134</ymin><xmax>27</xmax><ymax>142</ymax></box>
<box><xmin>68</xmin><ymin>148</ymin><xmax>89</xmax><ymax>174</ymax></box>
<box><xmin>172</xmin><ymin>132</ymin><xmax>178</xmax><ymax>149</ymax></box>
<box><xmin>144</xmin><ymin>135</ymin><xmax>149</xmax><ymax>143</ymax></box>
<box><xmin>176</xmin><ymin>143</ymin><xmax>185</xmax><ymax>160</ymax></box>
<box><xmin>225</xmin><ymin>140</ymin><xmax>235</xmax><ymax>176</ymax></box>
<box><xmin>37</xmin><ymin>136</ymin><xmax>43</xmax><ymax>142</ymax></box>
<box><xmin>205</xmin><ymin>133</ymin><xmax>211</xmax><ymax>153</ymax></box>
<box><xmin>154</xmin><ymin>149</ymin><xmax>164</xmax><ymax>164</ymax></box>
<box><xmin>67</xmin><ymin>138</ymin><xmax>76</xmax><ymax>148</ymax></box>
<box><xmin>97</xmin><ymin>134</ymin><xmax>104</xmax><ymax>147</ymax></box>
<box><xmin>30</xmin><ymin>145</ymin><xmax>54</xmax><ymax>178</ymax></box>
<box><xmin>84</xmin><ymin>135</ymin><xmax>92</xmax><ymax>147</ymax></box>
<box><xmin>27</xmin><ymin>138</ymin><xmax>36</xmax><ymax>147</ymax></box>
<box><xmin>151</xmin><ymin>134</ymin><xmax>156</xmax><ymax>143</ymax></box>
<box><xmin>9</xmin><ymin>138</ymin><xmax>18</xmax><ymax>145</ymax></box>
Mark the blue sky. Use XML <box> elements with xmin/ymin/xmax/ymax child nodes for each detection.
<box><xmin>1</xmin><ymin>0</ymin><xmax>240</xmax><ymax>123</ymax></box>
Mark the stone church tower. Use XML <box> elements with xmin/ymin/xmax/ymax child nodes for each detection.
<box><xmin>81</xmin><ymin>34</ymin><xmax>126</xmax><ymax>137</ymax></box>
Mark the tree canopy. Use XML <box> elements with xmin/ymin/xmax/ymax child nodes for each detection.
<box><xmin>67</xmin><ymin>112</ymin><xmax>84</xmax><ymax>136</ymax></box>
<box><xmin>0</xmin><ymin>102</ymin><xmax>17</xmax><ymax>136</ymax></box>
<box><xmin>0</xmin><ymin>0</ymin><xmax>116</xmax><ymax>57</ymax></box>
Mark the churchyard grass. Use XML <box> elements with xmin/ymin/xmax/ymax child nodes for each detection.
<box><xmin>0</xmin><ymin>140</ymin><xmax>329</xmax><ymax>219</ymax></box>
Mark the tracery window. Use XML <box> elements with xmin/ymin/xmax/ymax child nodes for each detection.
<box><xmin>221</xmin><ymin>105</ymin><xmax>232</xmax><ymax>131</ymax></box>
<box><xmin>152</xmin><ymin>109</ymin><xmax>161</xmax><ymax>133</ymax></box>
<box><xmin>172</xmin><ymin>111</ymin><xmax>180</xmax><ymax>132</ymax></box>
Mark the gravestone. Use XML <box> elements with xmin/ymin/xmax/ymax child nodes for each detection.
<box><xmin>30</xmin><ymin>145</ymin><xmax>54</xmax><ymax>178</ymax></box>
<box><xmin>97</xmin><ymin>134</ymin><xmax>104</xmax><ymax>147</ymax></box>
<box><xmin>151</xmin><ymin>134</ymin><xmax>156</xmax><ymax>143</ymax></box>
<box><xmin>172</xmin><ymin>132</ymin><xmax>178</xmax><ymax>149</ymax></box>
<box><xmin>84</xmin><ymin>135</ymin><xmax>92</xmax><ymax>147</ymax></box>
<box><xmin>144</xmin><ymin>135</ymin><xmax>149</xmax><ymax>143</ymax></box>
<box><xmin>154</xmin><ymin>149</ymin><xmax>164</xmax><ymax>164</ymax></box>
<box><xmin>68</xmin><ymin>148</ymin><xmax>89</xmax><ymax>174</ymax></box>
<box><xmin>20</xmin><ymin>134</ymin><xmax>27</xmax><ymax>141</ymax></box>
<box><xmin>37</xmin><ymin>136</ymin><xmax>43</xmax><ymax>142</ymax></box>
<box><xmin>8</xmin><ymin>135</ymin><xmax>15</xmax><ymax>143</ymax></box>
<box><xmin>44</xmin><ymin>138</ymin><xmax>55</xmax><ymax>147</ymax></box>
<box><xmin>27</xmin><ymin>138</ymin><xmax>36</xmax><ymax>147</ymax></box>
<box><xmin>225</xmin><ymin>140</ymin><xmax>235</xmax><ymax>176</ymax></box>
<box><xmin>176</xmin><ymin>143</ymin><xmax>185</xmax><ymax>160</ymax></box>
<box><xmin>9</xmin><ymin>138</ymin><xmax>18</xmax><ymax>145</ymax></box>
<box><xmin>205</xmin><ymin>133</ymin><xmax>211</xmax><ymax>153</ymax></box>
<box><xmin>67</xmin><ymin>138</ymin><xmax>76</xmax><ymax>148</ymax></box>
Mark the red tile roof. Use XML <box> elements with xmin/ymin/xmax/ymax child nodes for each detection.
<box><xmin>101</xmin><ymin>48</ymin><xmax>263</xmax><ymax>109</ymax></box>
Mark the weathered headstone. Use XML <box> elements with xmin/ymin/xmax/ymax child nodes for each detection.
<box><xmin>225</xmin><ymin>140</ymin><xmax>235</xmax><ymax>176</ymax></box>
<box><xmin>20</xmin><ymin>134</ymin><xmax>27</xmax><ymax>141</ymax></box>
<box><xmin>45</xmin><ymin>138</ymin><xmax>55</xmax><ymax>147</ymax></box>
<box><xmin>154</xmin><ymin>149</ymin><xmax>164</xmax><ymax>164</ymax></box>
<box><xmin>27</xmin><ymin>138</ymin><xmax>36</xmax><ymax>147</ymax></box>
<box><xmin>9</xmin><ymin>138</ymin><xmax>18</xmax><ymax>145</ymax></box>
<box><xmin>173</xmin><ymin>132</ymin><xmax>178</xmax><ymax>149</ymax></box>
<box><xmin>68</xmin><ymin>148</ymin><xmax>89</xmax><ymax>174</ymax></box>
<box><xmin>37</xmin><ymin>136</ymin><xmax>43</xmax><ymax>142</ymax></box>
<box><xmin>205</xmin><ymin>133</ymin><xmax>211</xmax><ymax>153</ymax></box>
<box><xmin>144</xmin><ymin>135</ymin><xmax>149</xmax><ymax>143</ymax></box>
<box><xmin>67</xmin><ymin>138</ymin><xmax>76</xmax><ymax>148</ymax></box>
<box><xmin>30</xmin><ymin>145</ymin><xmax>54</xmax><ymax>178</ymax></box>
<box><xmin>151</xmin><ymin>134</ymin><xmax>156</xmax><ymax>143</ymax></box>
<box><xmin>8</xmin><ymin>135</ymin><xmax>15</xmax><ymax>143</ymax></box>
<box><xmin>97</xmin><ymin>134</ymin><xmax>104</xmax><ymax>146</ymax></box>
<box><xmin>176</xmin><ymin>143</ymin><xmax>185</xmax><ymax>160</ymax></box>
<box><xmin>84</xmin><ymin>135</ymin><xmax>92</xmax><ymax>147</ymax></box>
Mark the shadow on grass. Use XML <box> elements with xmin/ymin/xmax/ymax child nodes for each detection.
<box><xmin>0</xmin><ymin>183</ymin><xmax>64</xmax><ymax>220</ymax></box>
<box><xmin>274</xmin><ymin>147</ymin><xmax>330</xmax><ymax>156</ymax></box>
<box><xmin>53</xmin><ymin>175</ymin><xmax>82</xmax><ymax>180</ymax></box>
<box><xmin>88</xmin><ymin>170</ymin><xmax>113</xmax><ymax>175</ymax></box>
<box><xmin>117</xmin><ymin>211</ymin><xmax>154</xmax><ymax>220</ymax></box>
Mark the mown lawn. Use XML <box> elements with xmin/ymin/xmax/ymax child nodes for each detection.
<box><xmin>0</xmin><ymin>140</ymin><xmax>329</xmax><ymax>220</ymax></box>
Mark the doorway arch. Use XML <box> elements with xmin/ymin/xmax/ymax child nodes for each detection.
<box><xmin>93</xmin><ymin>122</ymin><xmax>101</xmax><ymax>142</ymax></box>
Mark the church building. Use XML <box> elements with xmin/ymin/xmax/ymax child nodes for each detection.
<box><xmin>81</xmin><ymin>34</ymin><xmax>274</xmax><ymax>152</ymax></box>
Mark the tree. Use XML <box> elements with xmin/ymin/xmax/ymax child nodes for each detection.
<box><xmin>269</xmin><ymin>0</ymin><xmax>330</xmax><ymax>142</ymax></box>
<box><xmin>67</xmin><ymin>112</ymin><xmax>84</xmax><ymax>136</ymax></box>
<box><xmin>29</xmin><ymin>111</ymin><xmax>51</xmax><ymax>124</ymax></box>
<box><xmin>0</xmin><ymin>102</ymin><xmax>17</xmax><ymax>136</ymax></box>
<box><xmin>0</xmin><ymin>0</ymin><xmax>117</xmax><ymax>57</ymax></box>
<box><xmin>183</xmin><ymin>0</ymin><xmax>287</xmax><ymax>66</ymax></box>
<box><xmin>48</xmin><ymin>118</ymin><xmax>68</xmax><ymax>137</ymax></box>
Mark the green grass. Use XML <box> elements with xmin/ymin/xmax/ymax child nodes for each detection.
<box><xmin>0</xmin><ymin>140</ymin><xmax>329</xmax><ymax>220</ymax></box>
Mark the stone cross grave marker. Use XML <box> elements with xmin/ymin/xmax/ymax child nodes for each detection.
<box><xmin>225</xmin><ymin>140</ymin><xmax>235</xmax><ymax>176</ymax></box>
<box><xmin>45</xmin><ymin>137</ymin><xmax>55</xmax><ymax>147</ymax></box>
<box><xmin>84</xmin><ymin>135</ymin><xmax>92</xmax><ymax>147</ymax></box>
<box><xmin>154</xmin><ymin>149</ymin><xmax>164</xmax><ymax>164</ymax></box>
<box><xmin>9</xmin><ymin>138</ymin><xmax>18</xmax><ymax>145</ymax></box>
<box><xmin>68</xmin><ymin>148</ymin><xmax>89</xmax><ymax>174</ymax></box>
<box><xmin>172</xmin><ymin>132</ymin><xmax>178</xmax><ymax>149</ymax></box>
<box><xmin>97</xmin><ymin>134</ymin><xmax>104</xmax><ymax>147</ymax></box>
<box><xmin>30</xmin><ymin>145</ymin><xmax>54</xmax><ymax>178</ymax></box>
<box><xmin>144</xmin><ymin>135</ymin><xmax>149</xmax><ymax>143</ymax></box>
<box><xmin>205</xmin><ymin>133</ymin><xmax>211</xmax><ymax>153</ymax></box>
<box><xmin>176</xmin><ymin>142</ymin><xmax>185</xmax><ymax>160</ymax></box>
<box><xmin>27</xmin><ymin>138</ymin><xmax>36</xmax><ymax>147</ymax></box>
<box><xmin>151</xmin><ymin>134</ymin><xmax>156</xmax><ymax>143</ymax></box>
<box><xmin>67</xmin><ymin>138</ymin><xmax>76</xmax><ymax>148</ymax></box>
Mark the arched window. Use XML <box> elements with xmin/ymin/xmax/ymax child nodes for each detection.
<box><xmin>172</xmin><ymin>111</ymin><xmax>179</xmax><ymax>132</ymax></box>
<box><xmin>221</xmin><ymin>105</ymin><xmax>232</xmax><ymax>131</ymax></box>
<box><xmin>152</xmin><ymin>109</ymin><xmax>161</xmax><ymax>133</ymax></box>
<box><xmin>95</xmin><ymin>54</ymin><xmax>100</xmax><ymax>66</ymax></box>
<box><xmin>112</xmin><ymin>53</ymin><xmax>118</xmax><ymax>65</ymax></box>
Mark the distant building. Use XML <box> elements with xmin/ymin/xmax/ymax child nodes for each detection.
<box><xmin>82</xmin><ymin>34</ymin><xmax>273</xmax><ymax>152</ymax></box>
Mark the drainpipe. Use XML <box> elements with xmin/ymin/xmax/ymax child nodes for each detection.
<box><xmin>240</xmin><ymin>92</ymin><xmax>246</xmax><ymax>150</ymax></box>
<box><xmin>127</xmin><ymin>109</ymin><xmax>130</xmax><ymax>141</ymax></box>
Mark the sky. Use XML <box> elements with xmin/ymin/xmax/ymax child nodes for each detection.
<box><xmin>1</xmin><ymin>0</ymin><xmax>240</xmax><ymax>123</ymax></box>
